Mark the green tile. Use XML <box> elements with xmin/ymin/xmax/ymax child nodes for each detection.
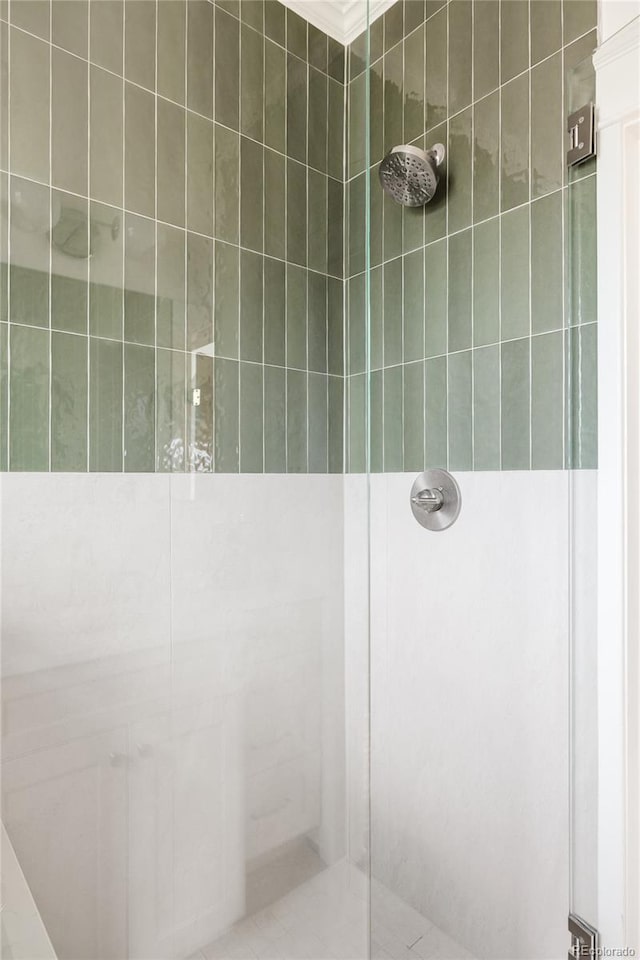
<box><xmin>287</xmin><ymin>369</ymin><xmax>307</xmax><ymax>472</ymax></box>
<box><xmin>384</xmin><ymin>0</ymin><xmax>404</xmax><ymax>50</ymax></box>
<box><xmin>125</xmin><ymin>0</ymin><xmax>155</xmax><ymax>89</ymax></box>
<box><xmin>473</xmin><ymin>92</ymin><xmax>499</xmax><ymax>223</ymax></box>
<box><xmin>240</xmin><ymin>250</ymin><xmax>263</xmax><ymax>363</ymax></box>
<box><xmin>9</xmin><ymin>197</ymin><xmax>50</xmax><ymax>323</ymax></box>
<box><xmin>473</xmin><ymin>0</ymin><xmax>499</xmax><ymax>100</ymax></box>
<box><xmin>287</xmin><ymin>54</ymin><xmax>308</xmax><ymax>164</ymax></box>
<box><xmin>404</xmin><ymin>24</ymin><xmax>425</xmax><ymax>144</ymax></box>
<box><xmin>264</xmin><ymin>365</ymin><xmax>286</xmax><ymax>472</ymax></box>
<box><xmin>531</xmin><ymin>0</ymin><xmax>561</xmax><ymax>64</ymax></box>
<box><xmin>124</xmin><ymin>83</ymin><xmax>155</xmax><ymax>218</ymax></box>
<box><xmin>287</xmin><ymin>8</ymin><xmax>307</xmax><ymax>61</ymax></box>
<box><xmin>425</xmin><ymin>7</ymin><xmax>447</xmax><ymax>129</ymax></box>
<box><xmin>348</xmin><ymin>273</ymin><xmax>365</xmax><ymax>376</ymax></box>
<box><xmin>370</xmin><ymin>369</ymin><xmax>383</xmax><ymax>472</ymax></box>
<box><xmin>532</xmin><ymin>192</ymin><xmax>563</xmax><ymax>333</ymax></box>
<box><xmin>383</xmin><ymin>257</ymin><xmax>402</xmax><ymax>367</ymax></box>
<box><xmin>308</xmin><ymin>373</ymin><xmax>328</xmax><ymax>472</ymax></box>
<box><xmin>473</xmin><ymin>218</ymin><xmax>499</xmax><ymax>346</ymax></box>
<box><xmin>500</xmin><ymin>0</ymin><xmax>528</xmax><ymax>84</ymax></box>
<box><xmin>242</xmin><ymin>0</ymin><xmax>263</xmax><ymax>32</ymax></box>
<box><xmin>53</xmin><ymin>0</ymin><xmax>87</xmax><ymax>58</ymax></box>
<box><xmin>327</xmin><ymin>278</ymin><xmax>343</xmax><ymax>376</ymax></box>
<box><xmin>214</xmin><ymin>241</ymin><xmax>239</xmax><ymax>358</ymax></box>
<box><xmin>384</xmin><ymin>45</ymin><xmax>403</xmax><ymax>156</ymax></box>
<box><xmin>501</xmin><ymin>74</ymin><xmax>529</xmax><ymax>212</ymax></box>
<box><xmin>384</xmin><ymin>191</ymin><xmax>403</xmax><ymax>263</ymax></box>
<box><xmin>328</xmin><ymin>37</ymin><xmax>345</xmax><ymax>83</ymax></box>
<box><xmin>384</xmin><ymin>366</ymin><xmax>403</xmax><ymax>471</ymax></box>
<box><xmin>264</xmin><ymin>257</ymin><xmax>286</xmax><ymax>366</ymax></box>
<box><xmin>50</xmin><ymin>331</ymin><xmax>87</xmax><ymax>472</ymax></box>
<box><xmin>216</xmin><ymin>0</ymin><xmax>239</xmax><ymax>18</ymax></box>
<box><xmin>403</xmin><ymin>360</ymin><xmax>425</xmax><ymax>472</ymax></box>
<box><xmin>328</xmin><ymin>80</ymin><xmax>344</xmax><ymax>181</ymax></box>
<box><xmin>214</xmin><ymin>125</ymin><xmax>240</xmax><ymax>244</ymax></box>
<box><xmin>265</xmin><ymin>39</ymin><xmax>286</xmax><ymax>154</ymax></box>
<box><xmin>531</xmin><ymin>54</ymin><xmax>563</xmax><ymax>198</ymax></box>
<box><xmin>157</xmin><ymin>350</ymin><xmax>186</xmax><ymax>472</ymax></box>
<box><xmin>158</xmin><ymin>1</ymin><xmax>186</xmax><ymax>103</ymax></box>
<box><xmin>425</xmin><ymin>355</ymin><xmax>447</xmax><ymax>467</ymax></box>
<box><xmin>11</xmin><ymin>0</ymin><xmax>49</xmax><ymax>38</ymax></box>
<box><xmin>265</xmin><ymin>0</ymin><xmax>285</xmax><ymax>44</ymax></box>
<box><xmin>189</xmin><ymin>352</ymin><xmax>214</xmax><ymax>471</ymax></box>
<box><xmin>158</xmin><ymin>98</ymin><xmax>186</xmax><ymax>229</ymax></box>
<box><xmin>501</xmin><ymin>337</ymin><xmax>530</xmax><ymax>469</ymax></box>
<box><xmin>349</xmin><ymin>31</ymin><xmax>367</xmax><ymax>82</ymax></box>
<box><xmin>287</xmin><ymin>264</ymin><xmax>307</xmax><ymax>369</ymax></box>
<box><xmin>51</xmin><ymin>47</ymin><xmax>89</xmax><ymax>196</ymax></box>
<box><xmin>214</xmin><ymin>357</ymin><xmax>239</xmax><ymax>471</ymax></box>
<box><xmin>532</xmin><ymin>331</ymin><xmax>564</xmax><ymax>469</ymax></box>
<box><xmin>424</xmin><ymin>238</ymin><xmax>447</xmax><ymax>357</ymax></box>
<box><xmin>241</xmin><ymin>137</ymin><xmax>264</xmax><ymax>252</ymax></box>
<box><xmin>215</xmin><ymin>8</ymin><xmax>239</xmax><ymax>128</ymax></box>
<box><xmin>424</xmin><ymin>122</ymin><xmax>447</xmax><ymax>242</ymax></box>
<box><xmin>473</xmin><ymin>344</ymin><xmax>500</xmax><ymax>470</ymax></box>
<box><xmin>563</xmin><ymin>0</ymin><xmax>597</xmax><ymax>44</ymax></box>
<box><xmin>403</xmin><ymin>203</ymin><xmax>424</xmax><ymax>254</ymax></box>
<box><xmin>89</xmin><ymin>201</ymin><xmax>123</xmax><ymax>340</ymax></box>
<box><xmin>308</xmin><ymin>272</ymin><xmax>327</xmax><ymax>373</ymax></box>
<box><xmin>448</xmin><ymin>107</ymin><xmax>472</xmax><ymax>233</ymax></box>
<box><xmin>9</xmin><ymin>324</ymin><xmax>49</xmax><ymax>470</ymax></box>
<box><xmin>241</xmin><ymin>23</ymin><xmax>264</xmax><ymax>141</ymax></box>
<box><xmin>0</xmin><ymin>25</ymin><xmax>6</xmax><ymax>172</ymax></box>
<box><xmin>10</xmin><ymin>28</ymin><xmax>49</xmax><ymax>184</ymax></box>
<box><xmin>448</xmin><ymin>0</ymin><xmax>472</xmax><ymax>115</ymax></box>
<box><xmin>186</xmin><ymin>233</ymin><xmax>214</xmax><ymax>352</ymax></box>
<box><xmin>157</xmin><ymin>224</ymin><xmax>186</xmax><ymax>351</ymax></box>
<box><xmin>90</xmin><ymin>66</ymin><xmax>123</xmax><ymax>207</ymax></box>
<box><xmin>287</xmin><ymin>160</ymin><xmax>307</xmax><ymax>267</ymax></box>
<box><xmin>328</xmin><ymin>178</ymin><xmax>343</xmax><ymax>278</ymax></box>
<box><xmin>90</xmin><ymin>0</ymin><xmax>123</xmax><ymax>75</ymax></box>
<box><xmin>370</xmin><ymin>174</ymin><xmax>383</xmax><ymax>268</ymax></box>
<box><xmin>448</xmin><ymin>229</ymin><xmax>472</xmax><ymax>352</ymax></box>
<box><xmin>370</xmin><ymin>265</ymin><xmax>383</xmax><ymax>370</ymax></box>
<box><xmin>370</xmin><ymin>59</ymin><xmax>384</xmax><ymax>167</ymax></box>
<box><xmin>348</xmin><ymin>173</ymin><xmax>365</xmax><ymax>277</ymax></box>
<box><xmin>240</xmin><ymin>362</ymin><xmax>264</xmax><ymax>472</ymax></box>
<box><xmin>501</xmin><ymin>206</ymin><xmax>530</xmax><ymax>340</ymax></box>
<box><xmin>309</xmin><ymin>68</ymin><xmax>328</xmax><ymax>173</ymax></box>
<box><xmin>90</xmin><ymin>337</ymin><xmax>122</xmax><ymax>471</ymax></box>
<box><xmin>187</xmin><ymin>1</ymin><xmax>214</xmax><ymax>117</ymax></box>
<box><xmin>405</xmin><ymin>0</ymin><xmax>426</xmax><ymax>35</ymax></box>
<box><xmin>568</xmin><ymin>176</ymin><xmax>597</xmax><ymax>326</ymax></box>
<box><xmin>187</xmin><ymin>112</ymin><xmax>213</xmax><ymax>236</ymax></box>
<box><xmin>448</xmin><ymin>350</ymin><xmax>472</xmax><ymax>470</ymax></box>
<box><xmin>0</xmin><ymin>323</ymin><xmax>7</xmax><ymax>470</ymax></box>
<box><xmin>308</xmin><ymin>170</ymin><xmax>328</xmax><ymax>274</ymax></box>
<box><xmin>348</xmin><ymin>373</ymin><xmax>365</xmax><ymax>472</ymax></box>
<box><xmin>567</xmin><ymin>323</ymin><xmax>597</xmax><ymax>468</ymax></box>
<box><xmin>328</xmin><ymin>376</ymin><xmax>343</xmax><ymax>473</ymax></box>
<box><xmin>124</xmin><ymin>343</ymin><xmax>155</xmax><ymax>471</ymax></box>
<box><xmin>52</xmin><ymin>271</ymin><xmax>88</xmax><ymax>336</ymax></box>
<box><xmin>308</xmin><ymin>24</ymin><xmax>327</xmax><ymax>73</ymax></box>
<box><xmin>124</xmin><ymin>214</ymin><xmax>155</xmax><ymax>346</ymax></box>
<box><xmin>403</xmin><ymin>249</ymin><xmax>424</xmax><ymax>362</ymax></box>
<box><xmin>564</xmin><ymin>32</ymin><xmax>597</xmax><ymax>185</ymax></box>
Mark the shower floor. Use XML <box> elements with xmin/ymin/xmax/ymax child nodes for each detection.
<box><xmin>192</xmin><ymin>860</ymin><xmax>473</xmax><ymax>960</ymax></box>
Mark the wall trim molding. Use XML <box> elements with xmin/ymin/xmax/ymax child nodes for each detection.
<box><xmin>278</xmin><ymin>0</ymin><xmax>396</xmax><ymax>45</ymax></box>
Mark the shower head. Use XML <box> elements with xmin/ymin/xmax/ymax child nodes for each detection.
<box><xmin>378</xmin><ymin>142</ymin><xmax>445</xmax><ymax>207</ymax></box>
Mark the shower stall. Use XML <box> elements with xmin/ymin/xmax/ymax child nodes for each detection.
<box><xmin>0</xmin><ymin>0</ymin><xmax>604</xmax><ymax>958</ymax></box>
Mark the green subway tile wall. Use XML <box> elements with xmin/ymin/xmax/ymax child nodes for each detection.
<box><xmin>0</xmin><ymin>0</ymin><xmax>345</xmax><ymax>473</ymax></box>
<box><xmin>346</xmin><ymin>0</ymin><xmax>598</xmax><ymax>472</ymax></box>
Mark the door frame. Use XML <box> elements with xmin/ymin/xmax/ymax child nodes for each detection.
<box><xmin>593</xmin><ymin>6</ymin><xmax>640</xmax><ymax>949</ymax></box>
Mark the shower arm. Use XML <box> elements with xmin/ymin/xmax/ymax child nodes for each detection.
<box><xmin>410</xmin><ymin>488</ymin><xmax>444</xmax><ymax>513</ymax></box>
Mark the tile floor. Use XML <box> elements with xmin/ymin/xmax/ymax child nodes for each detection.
<box><xmin>191</xmin><ymin>860</ymin><xmax>474</xmax><ymax>960</ymax></box>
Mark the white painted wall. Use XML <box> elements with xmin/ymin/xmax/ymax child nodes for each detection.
<box><xmin>0</xmin><ymin>473</ymin><xmax>347</xmax><ymax>960</ymax></box>
<box><xmin>345</xmin><ymin>470</ymin><xmax>597</xmax><ymax>960</ymax></box>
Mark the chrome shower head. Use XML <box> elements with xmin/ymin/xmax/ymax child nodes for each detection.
<box><xmin>378</xmin><ymin>143</ymin><xmax>446</xmax><ymax>207</ymax></box>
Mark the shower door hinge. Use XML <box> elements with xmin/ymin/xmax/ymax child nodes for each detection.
<box><xmin>568</xmin><ymin>913</ymin><xmax>599</xmax><ymax>959</ymax></box>
<box><xmin>567</xmin><ymin>103</ymin><xmax>596</xmax><ymax>166</ymax></box>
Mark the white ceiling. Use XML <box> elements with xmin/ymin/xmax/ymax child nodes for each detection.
<box><xmin>279</xmin><ymin>0</ymin><xmax>396</xmax><ymax>45</ymax></box>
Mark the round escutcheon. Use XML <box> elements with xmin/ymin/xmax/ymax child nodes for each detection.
<box><xmin>409</xmin><ymin>469</ymin><xmax>462</xmax><ymax>531</ymax></box>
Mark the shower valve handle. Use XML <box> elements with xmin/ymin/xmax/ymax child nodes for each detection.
<box><xmin>411</xmin><ymin>488</ymin><xmax>444</xmax><ymax>513</ymax></box>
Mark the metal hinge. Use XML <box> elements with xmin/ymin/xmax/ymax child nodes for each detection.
<box><xmin>568</xmin><ymin>913</ymin><xmax>599</xmax><ymax>959</ymax></box>
<box><xmin>567</xmin><ymin>103</ymin><xmax>596</xmax><ymax>166</ymax></box>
